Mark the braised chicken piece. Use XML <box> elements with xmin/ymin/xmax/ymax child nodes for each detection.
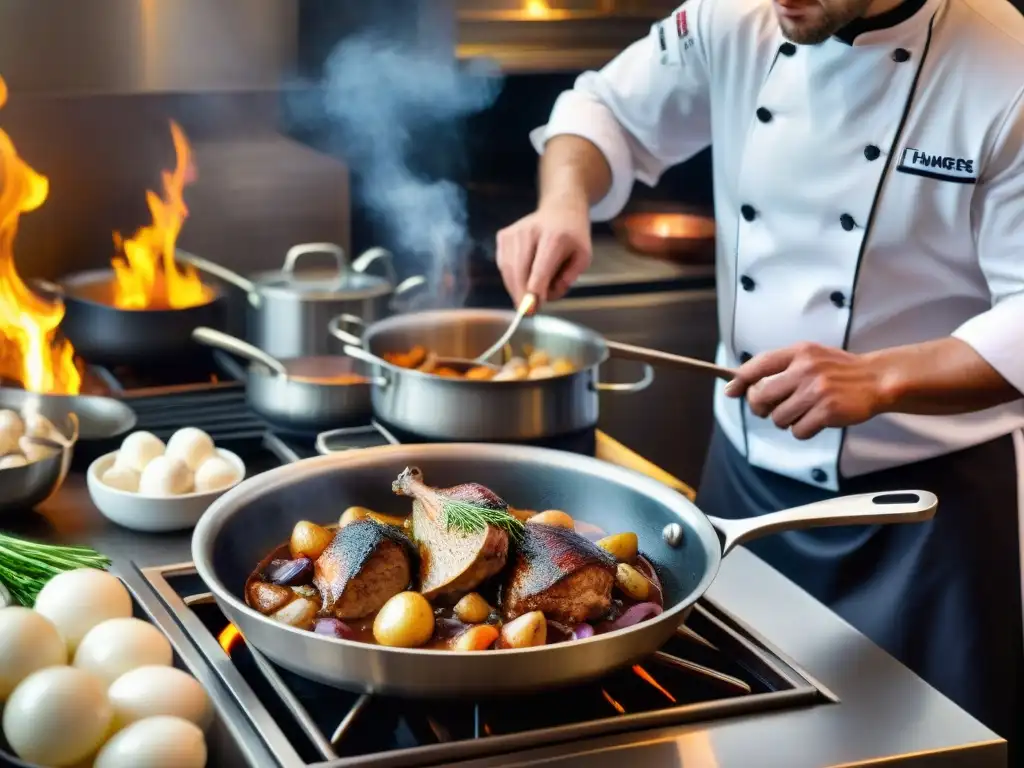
<box><xmin>393</xmin><ymin>467</ymin><xmax>513</xmax><ymax>601</ymax></box>
<box><xmin>313</xmin><ymin>520</ymin><xmax>414</xmax><ymax>620</ymax></box>
<box><xmin>503</xmin><ymin>523</ymin><xmax>617</xmax><ymax>625</ymax></box>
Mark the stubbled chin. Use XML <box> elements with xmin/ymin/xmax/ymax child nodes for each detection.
<box><xmin>778</xmin><ymin>16</ymin><xmax>834</xmax><ymax>44</ymax></box>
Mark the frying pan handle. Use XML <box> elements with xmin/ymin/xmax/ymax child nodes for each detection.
<box><xmin>191</xmin><ymin>327</ymin><xmax>288</xmax><ymax>377</ymax></box>
<box><xmin>706</xmin><ymin>490</ymin><xmax>938</xmax><ymax>556</ymax></box>
<box><xmin>351</xmin><ymin>247</ymin><xmax>398</xmax><ymax>285</ymax></box>
<box><xmin>29</xmin><ymin>278</ymin><xmax>64</xmax><ymax>299</ymax></box>
<box><xmin>594</xmin><ymin>363</ymin><xmax>655</xmax><ymax>393</ymax></box>
<box><xmin>605</xmin><ymin>339</ymin><xmax>736</xmax><ymax>381</ymax></box>
<box><xmin>179</xmin><ymin>251</ymin><xmax>260</xmax><ymax>307</ymax></box>
<box><xmin>328</xmin><ymin>314</ymin><xmax>367</xmax><ymax>346</ymax></box>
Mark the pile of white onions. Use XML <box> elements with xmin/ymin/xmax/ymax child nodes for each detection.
<box><xmin>101</xmin><ymin>427</ymin><xmax>240</xmax><ymax>496</ymax></box>
<box><xmin>0</xmin><ymin>569</ymin><xmax>211</xmax><ymax>767</ymax></box>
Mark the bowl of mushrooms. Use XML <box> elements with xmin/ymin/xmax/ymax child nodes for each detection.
<box><xmin>87</xmin><ymin>427</ymin><xmax>245</xmax><ymax>533</ymax></box>
<box><xmin>0</xmin><ymin>398</ymin><xmax>79</xmax><ymax>514</ymax></box>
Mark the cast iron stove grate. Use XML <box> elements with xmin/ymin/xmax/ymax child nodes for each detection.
<box><xmin>142</xmin><ymin>565</ymin><xmax>822</xmax><ymax>768</ymax></box>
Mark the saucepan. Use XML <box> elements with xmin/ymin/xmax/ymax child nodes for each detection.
<box><xmin>191</xmin><ymin>443</ymin><xmax>937</xmax><ymax>698</ymax></box>
<box><xmin>328</xmin><ymin>309</ymin><xmax>658</xmax><ymax>442</ymax></box>
<box><xmin>191</xmin><ymin>326</ymin><xmax>377</xmax><ymax>434</ymax></box>
<box><xmin>182</xmin><ymin>244</ymin><xmax>426</xmax><ymax>359</ymax></box>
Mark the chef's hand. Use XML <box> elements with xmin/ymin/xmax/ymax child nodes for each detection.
<box><xmin>723</xmin><ymin>343</ymin><xmax>889</xmax><ymax>440</ymax></box>
<box><xmin>496</xmin><ymin>201</ymin><xmax>592</xmax><ymax>306</ymax></box>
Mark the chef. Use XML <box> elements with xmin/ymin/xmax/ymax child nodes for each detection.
<box><xmin>495</xmin><ymin>0</ymin><xmax>1024</xmax><ymax>752</ymax></box>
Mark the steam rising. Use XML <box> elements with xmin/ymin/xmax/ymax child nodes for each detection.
<box><xmin>311</xmin><ymin>34</ymin><xmax>502</xmax><ymax>307</ymax></box>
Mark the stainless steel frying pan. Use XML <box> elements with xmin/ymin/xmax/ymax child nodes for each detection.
<box><xmin>191</xmin><ymin>443</ymin><xmax>936</xmax><ymax>698</ymax></box>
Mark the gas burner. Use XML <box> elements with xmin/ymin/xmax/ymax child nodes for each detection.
<box><xmin>141</xmin><ymin>564</ymin><xmax>822</xmax><ymax>768</ymax></box>
<box><xmin>83</xmin><ymin>348</ymin><xmax>234</xmax><ymax>398</ymax></box>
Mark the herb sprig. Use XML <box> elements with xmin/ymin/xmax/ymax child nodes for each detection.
<box><xmin>0</xmin><ymin>533</ymin><xmax>111</xmax><ymax>606</ymax></box>
<box><xmin>441</xmin><ymin>498</ymin><xmax>525</xmax><ymax>542</ymax></box>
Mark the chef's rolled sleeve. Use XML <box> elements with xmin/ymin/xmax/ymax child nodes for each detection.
<box><xmin>952</xmin><ymin>91</ymin><xmax>1024</xmax><ymax>394</ymax></box>
<box><xmin>530</xmin><ymin>1</ymin><xmax>714</xmax><ymax>222</ymax></box>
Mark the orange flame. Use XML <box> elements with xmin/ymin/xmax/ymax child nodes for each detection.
<box><xmin>111</xmin><ymin>121</ymin><xmax>211</xmax><ymax>310</ymax></box>
<box><xmin>0</xmin><ymin>77</ymin><xmax>82</xmax><ymax>394</ymax></box>
<box><xmin>218</xmin><ymin>623</ymin><xmax>242</xmax><ymax>654</ymax></box>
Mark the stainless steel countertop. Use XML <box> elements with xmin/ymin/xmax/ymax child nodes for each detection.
<box><xmin>14</xmin><ymin>474</ymin><xmax>1006</xmax><ymax>768</ymax></box>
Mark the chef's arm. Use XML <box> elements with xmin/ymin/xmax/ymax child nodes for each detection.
<box><xmin>538</xmin><ymin>136</ymin><xmax>612</xmax><ymax>213</ymax></box>
<box><xmin>530</xmin><ymin>1</ymin><xmax>714</xmax><ymax>223</ymax></box>
<box><xmin>918</xmin><ymin>92</ymin><xmax>1024</xmax><ymax>415</ymax></box>
<box><xmin>869</xmin><ymin>336</ymin><xmax>1020</xmax><ymax>416</ymax></box>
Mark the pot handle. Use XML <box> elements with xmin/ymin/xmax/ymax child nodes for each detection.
<box><xmin>341</xmin><ymin>343</ymin><xmax>387</xmax><ymax>367</ymax></box>
<box><xmin>178</xmin><ymin>251</ymin><xmax>260</xmax><ymax>308</ymax></box>
<box><xmin>390</xmin><ymin>275</ymin><xmax>428</xmax><ymax>310</ymax></box>
<box><xmin>705</xmin><ymin>490</ymin><xmax>938</xmax><ymax>556</ymax></box>
<box><xmin>351</xmin><ymin>247</ymin><xmax>398</xmax><ymax>285</ymax></box>
<box><xmin>283</xmin><ymin>243</ymin><xmax>347</xmax><ymax>283</ymax></box>
<box><xmin>594</xmin><ymin>363</ymin><xmax>656</xmax><ymax>393</ymax></box>
<box><xmin>327</xmin><ymin>314</ymin><xmax>367</xmax><ymax>347</ymax></box>
<box><xmin>191</xmin><ymin>327</ymin><xmax>288</xmax><ymax>377</ymax></box>
<box><xmin>314</xmin><ymin>424</ymin><xmax>382</xmax><ymax>455</ymax></box>
<box><xmin>606</xmin><ymin>339</ymin><xmax>736</xmax><ymax>380</ymax></box>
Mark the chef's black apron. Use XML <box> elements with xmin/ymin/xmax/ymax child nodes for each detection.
<box><xmin>696</xmin><ymin>424</ymin><xmax>1023</xmax><ymax>760</ymax></box>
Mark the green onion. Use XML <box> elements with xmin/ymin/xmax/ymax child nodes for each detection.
<box><xmin>0</xmin><ymin>533</ymin><xmax>110</xmax><ymax>606</ymax></box>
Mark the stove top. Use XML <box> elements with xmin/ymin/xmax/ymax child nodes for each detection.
<box><xmin>71</xmin><ymin>349</ymin><xmax>1000</xmax><ymax>767</ymax></box>
<box><xmin>141</xmin><ymin>562</ymin><xmax>821</xmax><ymax>768</ymax></box>
<box><xmin>86</xmin><ymin>360</ymin><xmax>827</xmax><ymax>767</ymax></box>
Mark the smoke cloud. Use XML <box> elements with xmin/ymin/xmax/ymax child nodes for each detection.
<box><xmin>303</xmin><ymin>33</ymin><xmax>503</xmax><ymax>308</ymax></box>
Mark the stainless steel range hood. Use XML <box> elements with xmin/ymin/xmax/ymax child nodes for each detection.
<box><xmin>456</xmin><ymin>0</ymin><xmax>679</xmax><ymax>72</ymax></box>
<box><xmin>0</xmin><ymin>0</ymin><xmax>297</xmax><ymax>95</ymax></box>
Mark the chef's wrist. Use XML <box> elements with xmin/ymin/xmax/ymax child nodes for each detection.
<box><xmin>862</xmin><ymin>349</ymin><xmax>906</xmax><ymax>416</ymax></box>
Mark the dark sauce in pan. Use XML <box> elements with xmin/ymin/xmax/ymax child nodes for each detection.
<box><xmin>245</xmin><ymin>512</ymin><xmax>665</xmax><ymax>650</ymax></box>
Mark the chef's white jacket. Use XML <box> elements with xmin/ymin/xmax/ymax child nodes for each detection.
<box><xmin>532</xmin><ymin>0</ymin><xmax>1024</xmax><ymax>491</ymax></box>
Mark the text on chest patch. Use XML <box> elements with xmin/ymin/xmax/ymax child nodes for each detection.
<box><xmin>896</xmin><ymin>147</ymin><xmax>977</xmax><ymax>184</ymax></box>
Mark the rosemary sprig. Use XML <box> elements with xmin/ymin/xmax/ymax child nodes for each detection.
<box><xmin>0</xmin><ymin>533</ymin><xmax>111</xmax><ymax>606</ymax></box>
<box><xmin>441</xmin><ymin>498</ymin><xmax>525</xmax><ymax>542</ymax></box>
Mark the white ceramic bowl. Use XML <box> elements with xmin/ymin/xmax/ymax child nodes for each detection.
<box><xmin>87</xmin><ymin>449</ymin><xmax>246</xmax><ymax>533</ymax></box>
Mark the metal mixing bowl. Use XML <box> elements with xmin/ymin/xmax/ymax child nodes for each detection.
<box><xmin>0</xmin><ymin>390</ymin><xmax>81</xmax><ymax>513</ymax></box>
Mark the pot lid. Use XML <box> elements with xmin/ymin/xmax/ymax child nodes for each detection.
<box><xmin>251</xmin><ymin>243</ymin><xmax>395</xmax><ymax>301</ymax></box>
<box><xmin>255</xmin><ymin>268</ymin><xmax>393</xmax><ymax>301</ymax></box>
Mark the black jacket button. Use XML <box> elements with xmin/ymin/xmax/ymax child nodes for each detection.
<box><xmin>864</xmin><ymin>145</ymin><xmax>881</xmax><ymax>161</ymax></box>
<box><xmin>811</xmin><ymin>468</ymin><xmax>827</xmax><ymax>483</ymax></box>
<box><xmin>740</xmin><ymin>352</ymin><xmax>753</xmax><ymax>363</ymax></box>
<box><xmin>830</xmin><ymin>291</ymin><xmax>846</xmax><ymax>308</ymax></box>
<box><xmin>840</xmin><ymin>213</ymin><xmax>856</xmax><ymax>231</ymax></box>
<box><xmin>756</xmin><ymin>107</ymin><xmax>773</xmax><ymax>123</ymax></box>
<box><xmin>779</xmin><ymin>42</ymin><xmax>797</xmax><ymax>56</ymax></box>
<box><xmin>892</xmin><ymin>48</ymin><xmax>910</xmax><ymax>62</ymax></box>
<box><xmin>740</xmin><ymin>204</ymin><xmax>756</xmax><ymax>221</ymax></box>
<box><xmin>740</xmin><ymin>275</ymin><xmax>756</xmax><ymax>291</ymax></box>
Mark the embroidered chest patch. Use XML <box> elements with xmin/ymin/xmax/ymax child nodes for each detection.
<box><xmin>896</xmin><ymin>147</ymin><xmax>978</xmax><ymax>184</ymax></box>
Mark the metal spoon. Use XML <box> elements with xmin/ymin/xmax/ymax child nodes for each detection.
<box><xmin>475</xmin><ymin>293</ymin><xmax>538</xmax><ymax>364</ymax></box>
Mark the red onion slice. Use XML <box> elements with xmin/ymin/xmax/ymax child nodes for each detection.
<box><xmin>597</xmin><ymin>602</ymin><xmax>663</xmax><ymax>633</ymax></box>
<box><xmin>264</xmin><ymin>557</ymin><xmax>314</xmax><ymax>586</ymax></box>
<box><xmin>571</xmin><ymin>623</ymin><xmax>595</xmax><ymax>640</ymax></box>
<box><xmin>314</xmin><ymin>618</ymin><xmax>355</xmax><ymax>640</ymax></box>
